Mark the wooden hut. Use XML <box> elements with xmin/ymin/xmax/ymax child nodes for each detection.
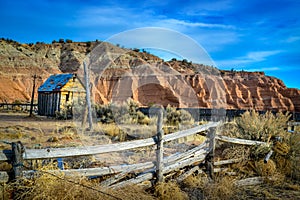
<box><xmin>38</xmin><ymin>73</ymin><xmax>86</xmax><ymax>116</ymax></box>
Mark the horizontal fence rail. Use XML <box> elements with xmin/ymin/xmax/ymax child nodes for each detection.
<box><xmin>0</xmin><ymin>122</ymin><xmax>220</xmax><ymax>161</ymax></box>
<box><xmin>0</xmin><ymin>103</ymin><xmax>38</xmax><ymax>112</ymax></box>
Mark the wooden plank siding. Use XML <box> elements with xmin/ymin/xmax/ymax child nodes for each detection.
<box><xmin>38</xmin><ymin>92</ymin><xmax>60</xmax><ymax>116</ymax></box>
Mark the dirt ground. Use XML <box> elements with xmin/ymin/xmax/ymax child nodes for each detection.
<box><xmin>0</xmin><ymin>112</ymin><xmax>109</xmax><ymax>151</ymax></box>
<box><xmin>0</xmin><ymin>112</ymin><xmax>76</xmax><ymax>133</ymax></box>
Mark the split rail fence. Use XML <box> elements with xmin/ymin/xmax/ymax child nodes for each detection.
<box><xmin>0</xmin><ymin>103</ymin><xmax>38</xmax><ymax>112</ymax></box>
<box><xmin>0</xmin><ymin>111</ymin><xmax>299</xmax><ymax>188</ymax></box>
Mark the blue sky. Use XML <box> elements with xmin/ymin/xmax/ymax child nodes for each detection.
<box><xmin>1</xmin><ymin>0</ymin><xmax>299</xmax><ymax>89</ymax></box>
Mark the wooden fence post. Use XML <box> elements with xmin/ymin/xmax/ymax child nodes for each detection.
<box><xmin>83</xmin><ymin>61</ymin><xmax>93</xmax><ymax>131</ymax></box>
<box><xmin>11</xmin><ymin>141</ymin><xmax>25</xmax><ymax>180</ymax></box>
<box><xmin>156</xmin><ymin>107</ymin><xmax>164</xmax><ymax>183</ymax></box>
<box><xmin>206</xmin><ymin>127</ymin><xmax>216</xmax><ymax>181</ymax></box>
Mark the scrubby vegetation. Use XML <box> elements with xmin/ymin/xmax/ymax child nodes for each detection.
<box><xmin>96</xmin><ymin>99</ymin><xmax>150</xmax><ymax>125</ymax></box>
<box><xmin>1</xmin><ymin>109</ymin><xmax>299</xmax><ymax>199</ymax></box>
<box><xmin>95</xmin><ymin>99</ymin><xmax>195</xmax><ymax>140</ymax></box>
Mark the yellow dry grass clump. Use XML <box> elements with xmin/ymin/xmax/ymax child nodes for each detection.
<box><xmin>255</xmin><ymin>159</ymin><xmax>276</xmax><ymax>177</ymax></box>
<box><xmin>182</xmin><ymin>174</ymin><xmax>209</xmax><ymax>189</ymax></box>
<box><xmin>155</xmin><ymin>181</ymin><xmax>188</xmax><ymax>200</ymax></box>
<box><xmin>5</xmin><ymin>163</ymin><xmax>155</xmax><ymax>200</ymax></box>
<box><xmin>203</xmin><ymin>176</ymin><xmax>236</xmax><ymax>200</ymax></box>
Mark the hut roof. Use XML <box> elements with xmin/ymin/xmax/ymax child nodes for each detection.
<box><xmin>38</xmin><ymin>74</ymin><xmax>74</xmax><ymax>92</ymax></box>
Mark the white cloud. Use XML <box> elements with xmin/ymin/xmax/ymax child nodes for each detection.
<box><xmin>284</xmin><ymin>36</ymin><xmax>300</xmax><ymax>43</ymax></box>
<box><xmin>70</xmin><ymin>7</ymin><xmax>136</xmax><ymax>27</ymax></box>
<box><xmin>161</xmin><ymin>19</ymin><xmax>235</xmax><ymax>29</ymax></box>
<box><xmin>245</xmin><ymin>50</ymin><xmax>283</xmax><ymax>62</ymax></box>
<box><xmin>246</xmin><ymin>67</ymin><xmax>281</xmax><ymax>72</ymax></box>
<box><xmin>106</xmin><ymin>27</ymin><xmax>215</xmax><ymax>65</ymax></box>
<box><xmin>215</xmin><ymin>50</ymin><xmax>283</xmax><ymax>67</ymax></box>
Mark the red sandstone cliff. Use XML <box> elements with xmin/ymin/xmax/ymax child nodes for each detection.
<box><xmin>0</xmin><ymin>39</ymin><xmax>299</xmax><ymax>112</ymax></box>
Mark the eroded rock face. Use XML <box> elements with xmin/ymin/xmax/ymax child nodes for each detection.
<box><xmin>0</xmin><ymin>39</ymin><xmax>299</xmax><ymax>112</ymax></box>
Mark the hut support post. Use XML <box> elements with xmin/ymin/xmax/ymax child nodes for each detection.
<box><xmin>29</xmin><ymin>75</ymin><xmax>37</xmax><ymax>117</ymax></box>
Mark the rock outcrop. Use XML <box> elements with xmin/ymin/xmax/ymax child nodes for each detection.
<box><xmin>0</xmin><ymin>39</ymin><xmax>299</xmax><ymax>112</ymax></box>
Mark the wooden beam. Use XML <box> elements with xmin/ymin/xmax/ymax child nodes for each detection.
<box><xmin>22</xmin><ymin>142</ymin><xmax>208</xmax><ymax>178</ymax></box>
<box><xmin>21</xmin><ymin>122</ymin><xmax>217</xmax><ymax>160</ymax></box>
<box><xmin>0</xmin><ymin>150</ymin><xmax>12</xmax><ymax>162</ymax></box>
<box><xmin>110</xmin><ymin>154</ymin><xmax>207</xmax><ymax>189</ymax></box>
<box><xmin>215</xmin><ymin>135</ymin><xmax>266</xmax><ymax>146</ymax></box>
<box><xmin>234</xmin><ymin>177</ymin><xmax>264</xmax><ymax>186</ymax></box>
<box><xmin>83</xmin><ymin>62</ymin><xmax>93</xmax><ymax>130</ymax></box>
<box><xmin>23</xmin><ymin>161</ymin><xmax>155</xmax><ymax>178</ymax></box>
<box><xmin>206</xmin><ymin>128</ymin><xmax>216</xmax><ymax>180</ymax></box>
<box><xmin>163</xmin><ymin>122</ymin><xmax>220</xmax><ymax>142</ymax></box>
<box><xmin>176</xmin><ymin>166</ymin><xmax>202</xmax><ymax>182</ymax></box>
<box><xmin>214</xmin><ymin>158</ymin><xmax>243</xmax><ymax>166</ymax></box>
<box><xmin>264</xmin><ymin>150</ymin><xmax>273</xmax><ymax>163</ymax></box>
<box><xmin>110</xmin><ymin>172</ymin><xmax>154</xmax><ymax>189</ymax></box>
<box><xmin>156</xmin><ymin>108</ymin><xmax>164</xmax><ymax>183</ymax></box>
<box><xmin>11</xmin><ymin>142</ymin><xmax>25</xmax><ymax>179</ymax></box>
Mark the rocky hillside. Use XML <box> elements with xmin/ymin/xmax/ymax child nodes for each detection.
<box><xmin>0</xmin><ymin>38</ymin><xmax>299</xmax><ymax>112</ymax></box>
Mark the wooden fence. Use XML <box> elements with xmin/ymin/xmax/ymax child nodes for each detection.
<box><xmin>0</xmin><ymin>112</ymin><xmax>299</xmax><ymax>188</ymax></box>
<box><xmin>0</xmin><ymin>103</ymin><xmax>38</xmax><ymax>112</ymax></box>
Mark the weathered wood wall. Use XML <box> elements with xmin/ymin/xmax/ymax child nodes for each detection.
<box><xmin>38</xmin><ymin>77</ymin><xmax>86</xmax><ymax>116</ymax></box>
<box><xmin>38</xmin><ymin>92</ymin><xmax>60</xmax><ymax>116</ymax></box>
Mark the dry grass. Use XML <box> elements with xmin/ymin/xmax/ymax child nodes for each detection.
<box><xmin>255</xmin><ymin>159</ymin><xmax>277</xmax><ymax>176</ymax></box>
<box><xmin>155</xmin><ymin>181</ymin><xmax>188</xmax><ymax>200</ymax></box>
<box><xmin>182</xmin><ymin>173</ymin><xmax>237</xmax><ymax>200</ymax></box>
<box><xmin>5</xmin><ymin>163</ymin><xmax>155</xmax><ymax>200</ymax></box>
<box><xmin>203</xmin><ymin>176</ymin><xmax>236</xmax><ymax>200</ymax></box>
<box><xmin>222</xmin><ymin>145</ymin><xmax>251</xmax><ymax>160</ymax></box>
<box><xmin>182</xmin><ymin>174</ymin><xmax>209</xmax><ymax>189</ymax></box>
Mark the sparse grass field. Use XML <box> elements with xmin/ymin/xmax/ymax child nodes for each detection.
<box><xmin>0</xmin><ymin>109</ymin><xmax>299</xmax><ymax>199</ymax></box>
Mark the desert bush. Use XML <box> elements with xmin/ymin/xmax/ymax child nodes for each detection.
<box><xmin>55</xmin><ymin>103</ymin><xmax>72</xmax><ymax>120</ymax></box>
<box><xmin>96</xmin><ymin>99</ymin><xmax>149</xmax><ymax>125</ymax></box>
<box><xmin>290</xmin><ymin>133</ymin><xmax>300</xmax><ymax>180</ymax></box>
<box><xmin>165</xmin><ymin>105</ymin><xmax>194</xmax><ymax>127</ymax></box>
<box><xmin>233</xmin><ymin>110</ymin><xmax>290</xmax><ymax>142</ymax></box>
<box><xmin>100</xmin><ymin>123</ymin><xmax>123</xmax><ymax>137</ymax></box>
<box><xmin>96</xmin><ymin>104</ymin><xmax>115</xmax><ymax>123</ymax></box>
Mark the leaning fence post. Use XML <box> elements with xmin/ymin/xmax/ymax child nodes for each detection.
<box><xmin>11</xmin><ymin>141</ymin><xmax>25</xmax><ymax>180</ymax></box>
<box><xmin>206</xmin><ymin>127</ymin><xmax>216</xmax><ymax>181</ymax></box>
<box><xmin>156</xmin><ymin>107</ymin><xmax>164</xmax><ymax>183</ymax></box>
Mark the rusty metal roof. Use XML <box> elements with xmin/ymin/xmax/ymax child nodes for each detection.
<box><xmin>38</xmin><ymin>74</ymin><xmax>73</xmax><ymax>92</ymax></box>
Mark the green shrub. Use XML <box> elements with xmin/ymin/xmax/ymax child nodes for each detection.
<box><xmin>165</xmin><ymin>105</ymin><xmax>194</xmax><ymax>126</ymax></box>
<box><xmin>229</xmin><ymin>110</ymin><xmax>290</xmax><ymax>142</ymax></box>
<box><xmin>96</xmin><ymin>98</ymin><xmax>149</xmax><ymax>125</ymax></box>
<box><xmin>55</xmin><ymin>103</ymin><xmax>72</xmax><ymax>120</ymax></box>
